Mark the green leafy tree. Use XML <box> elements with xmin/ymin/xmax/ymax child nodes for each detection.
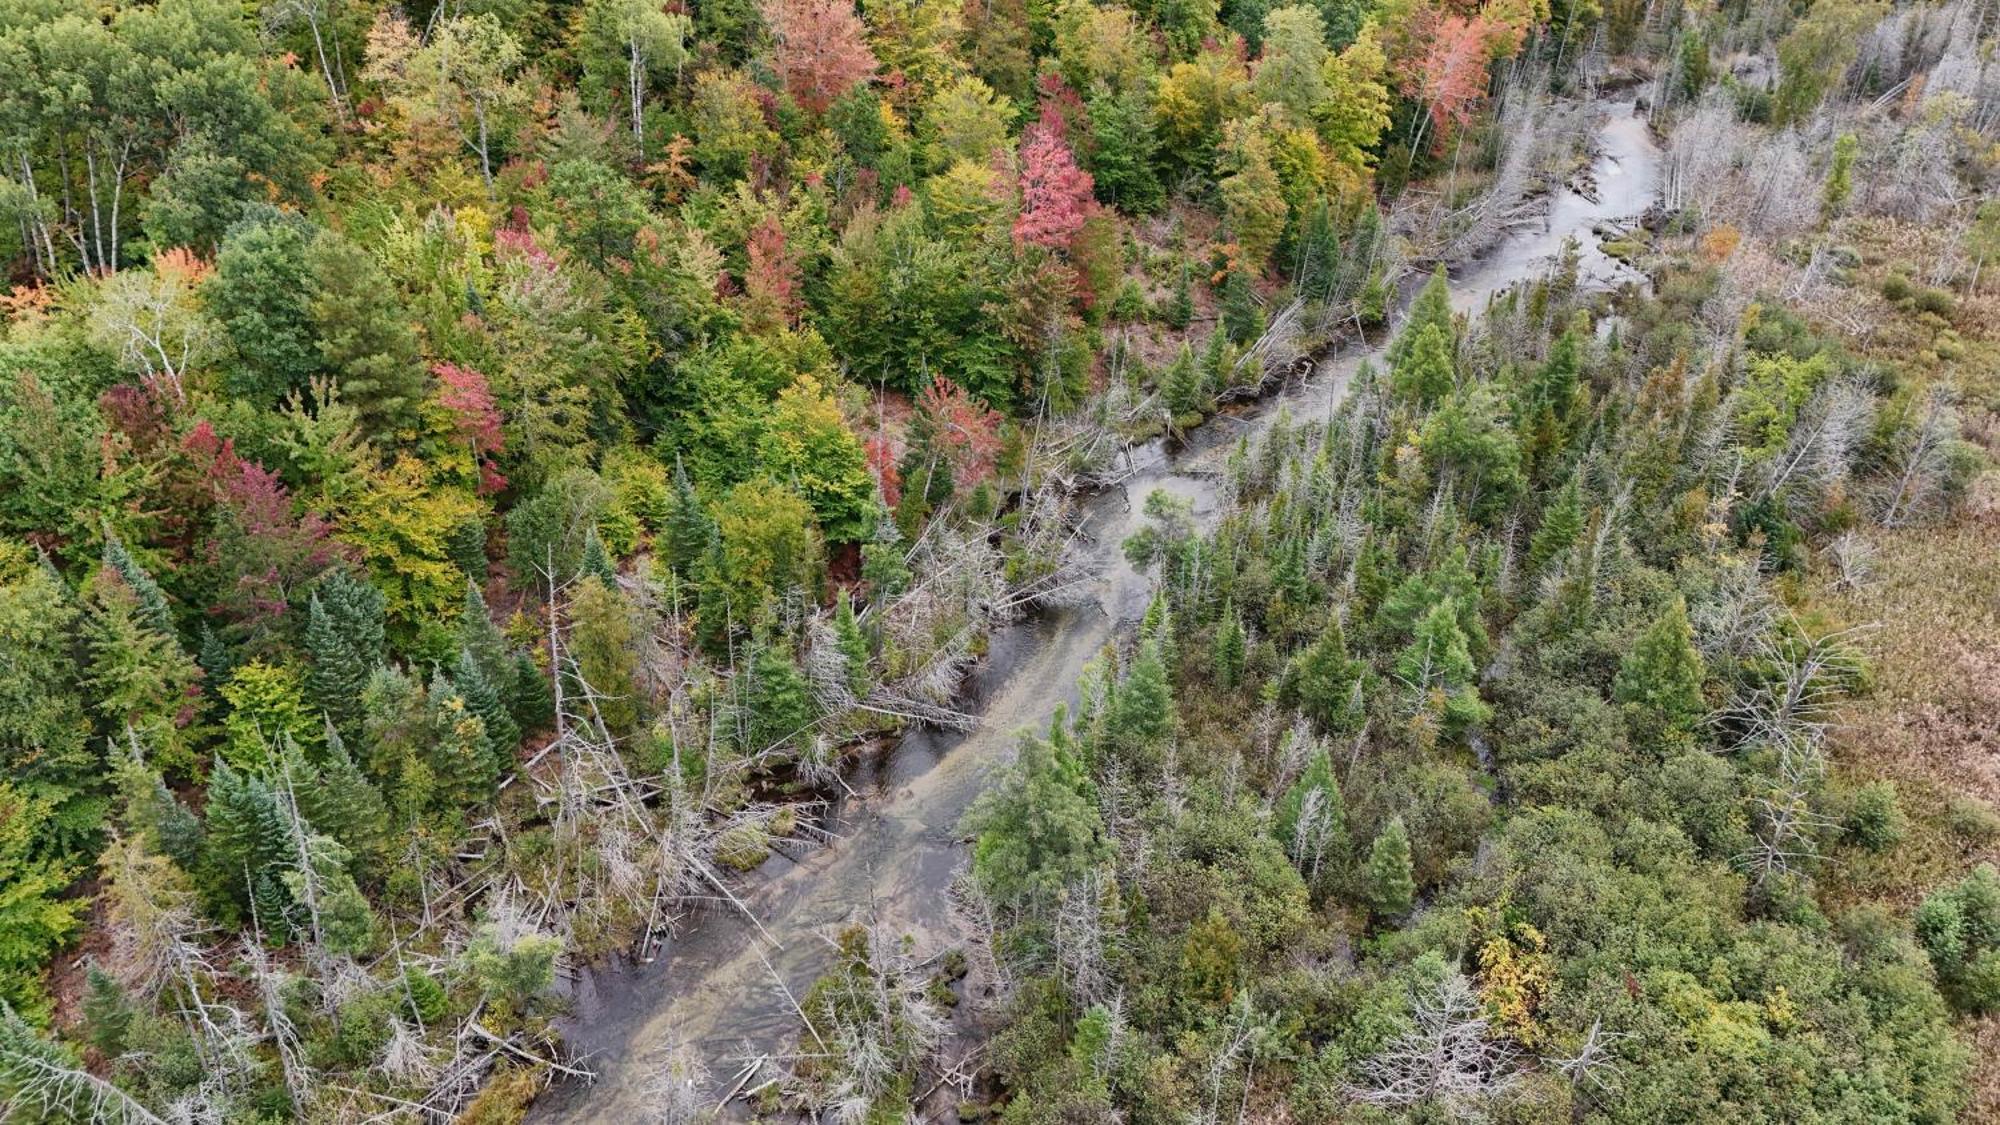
<box><xmin>566</xmin><ymin>575</ymin><xmax>641</xmax><ymax>735</ymax></box>
<box><xmin>209</xmin><ymin>210</ymin><xmax>321</xmax><ymax>408</ymax></box>
<box><xmin>0</xmin><ymin>783</ymin><xmax>84</xmax><ymax>1018</ymax></box>
<box><xmin>220</xmin><ymin>660</ymin><xmax>317</xmax><ymax>771</ymax></box>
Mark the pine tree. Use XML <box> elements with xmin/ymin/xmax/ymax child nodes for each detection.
<box><xmin>308</xmin><ymin>231</ymin><xmax>427</xmax><ymax>439</ymax></box>
<box><xmin>1365</xmin><ymin>815</ymin><xmax>1415</xmax><ymax>920</ymax></box>
<box><xmin>1611</xmin><ymin>596</ymin><xmax>1708</xmax><ymax>750</ymax></box>
<box><xmin>1214</xmin><ymin>602</ymin><xmax>1246</xmax><ymax>691</ymax></box>
<box><xmin>833</xmin><ymin>590</ymin><xmax>872</xmax><ymax>696</ymax></box>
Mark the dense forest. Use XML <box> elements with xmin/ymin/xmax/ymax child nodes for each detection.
<box><xmin>0</xmin><ymin>0</ymin><xmax>1995</xmax><ymax>1119</ymax></box>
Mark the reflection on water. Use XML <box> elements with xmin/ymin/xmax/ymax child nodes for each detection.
<box><xmin>532</xmin><ymin>101</ymin><xmax>1659</xmax><ymax>1123</ymax></box>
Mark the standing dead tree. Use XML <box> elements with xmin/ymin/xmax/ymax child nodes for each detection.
<box><xmin>1350</xmin><ymin>971</ymin><xmax>1521</xmax><ymax>1120</ymax></box>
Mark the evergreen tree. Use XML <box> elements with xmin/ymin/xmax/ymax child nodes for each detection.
<box><xmin>664</xmin><ymin>461</ymin><xmax>714</xmax><ymax>580</ymax></box>
<box><xmin>203</xmin><ymin>758</ymin><xmax>295</xmax><ymax>917</ymax></box>
<box><xmin>1385</xmin><ymin>266</ymin><xmax>1452</xmax><ymax>372</ymax></box>
<box><xmin>745</xmin><ymin>639</ymin><xmax>816</xmax><ymax>754</ymax></box>
<box><xmin>308</xmin><ymin>231</ymin><xmax>427</xmax><ymax>439</ymax></box>
<box><xmin>304</xmin><ymin>593</ymin><xmax>371</xmax><ymax>741</ymax></box>
<box><xmin>1364</xmin><ymin>815</ymin><xmax>1415</xmax><ymax>920</ymax></box>
<box><xmin>1085</xmin><ymin>86</ymin><xmax>1163</xmax><ymax>213</ymax></box>
<box><xmin>457</xmin><ymin>580</ymin><xmax>509</xmax><ymax>685</ymax></box>
<box><xmin>1528</xmin><ymin>473</ymin><xmax>1586</xmax><ymax>576</ymax></box>
<box><xmin>833</xmin><ymin>589</ymin><xmax>872</xmax><ymax>696</ymax></box>
<box><xmin>298</xmin><ymin>723</ymin><xmax>390</xmax><ymax>864</ymax></box>
<box><xmin>567</xmin><ymin>576</ymin><xmax>640</xmax><ymax>734</ymax></box>
<box><xmin>1106</xmin><ymin>639</ymin><xmax>1174</xmax><ymax>760</ymax></box>
<box><xmin>1283</xmin><ymin>617</ymin><xmax>1363</xmax><ymax>732</ymax></box>
<box><xmin>1163</xmin><ymin>343</ymin><xmax>1208</xmax><ymax>419</ymax></box>
<box><xmin>581</xmin><ymin>526</ymin><xmax>618</xmax><ymax>585</ymax></box>
<box><xmin>1274</xmin><ymin>745</ymin><xmax>1341</xmax><ymax>848</ymax></box>
<box><xmin>80</xmin><ymin>964</ymin><xmax>131</xmax><ymax>1057</ymax></box>
<box><xmin>1390</xmin><ymin>321</ymin><xmax>1456</xmax><ymax>406</ymax></box>
<box><xmin>456</xmin><ymin>648</ymin><xmax>521</xmax><ymax>767</ymax></box>
<box><xmin>83</xmin><ymin>567</ymin><xmax>200</xmax><ymax>750</ymax></box>
<box><xmin>509</xmin><ymin>650</ymin><xmax>554</xmax><ymax>734</ymax></box>
<box><xmin>425</xmin><ymin>668</ymin><xmax>495</xmax><ymax>807</ymax></box>
<box><xmin>860</xmin><ymin>508</ymin><xmax>911</xmax><ymax>600</ymax></box>
<box><xmin>966</xmin><ymin>710</ymin><xmax>1111</xmax><ymax>910</ymax></box>
<box><xmin>1221</xmin><ymin>267</ymin><xmax>1264</xmax><ymax>346</ymax></box>
<box><xmin>1214</xmin><ymin>602</ymin><xmax>1246</xmax><ymax>690</ymax></box>
<box><xmin>101</xmin><ymin>531</ymin><xmax>174</xmax><ymax>636</ymax></box>
<box><xmin>1611</xmin><ymin>596</ymin><xmax>1708</xmax><ymax>750</ymax></box>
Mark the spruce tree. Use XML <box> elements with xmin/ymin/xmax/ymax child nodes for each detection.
<box><xmin>965</xmin><ymin>717</ymin><xmax>1110</xmax><ymax>910</ymax></box>
<box><xmin>664</xmin><ymin>461</ymin><xmax>714</xmax><ymax>580</ymax></box>
<box><xmin>1364</xmin><ymin>816</ymin><xmax>1415</xmax><ymax>920</ymax></box>
<box><xmin>509</xmin><ymin>650</ymin><xmax>554</xmax><ymax>734</ymax></box>
<box><xmin>456</xmin><ymin>648</ymin><xmax>521</xmax><ymax>766</ymax></box>
<box><xmin>860</xmin><ymin>507</ymin><xmax>911</xmax><ymax>599</ymax></box>
<box><xmin>1275</xmin><ymin>746</ymin><xmax>1342</xmax><ymax>848</ymax></box>
<box><xmin>101</xmin><ymin>530</ymin><xmax>174</xmax><ymax>636</ymax></box>
<box><xmin>745</xmin><ymin>640</ymin><xmax>816</xmax><ymax>754</ymax></box>
<box><xmin>1221</xmin><ymin>267</ymin><xmax>1264</xmax><ymax>346</ymax></box>
<box><xmin>1612</xmin><ymin>596</ymin><xmax>1708</xmax><ymax>750</ymax></box>
<box><xmin>1214</xmin><ymin>602</ymin><xmax>1246</xmax><ymax>691</ymax></box>
<box><xmin>581</xmin><ymin>526</ymin><xmax>618</xmax><ymax>585</ymax></box>
<box><xmin>568</xmin><ymin>576</ymin><xmax>639</xmax><ymax>734</ymax></box>
<box><xmin>833</xmin><ymin>590</ymin><xmax>872</xmax><ymax>697</ymax></box>
<box><xmin>299</xmin><ymin>722</ymin><xmax>391</xmax><ymax>862</ymax></box>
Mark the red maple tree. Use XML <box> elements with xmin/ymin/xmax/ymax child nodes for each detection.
<box><xmin>1405</xmin><ymin>13</ymin><xmax>1495</xmax><ymax>148</ymax></box>
<box><xmin>917</xmin><ymin>375</ymin><xmax>1004</xmax><ymax>488</ymax></box>
<box><xmin>761</xmin><ymin>0</ymin><xmax>877</xmax><ymax>114</ymax></box>
<box><xmin>1013</xmin><ymin>107</ymin><xmax>1095</xmax><ymax>252</ymax></box>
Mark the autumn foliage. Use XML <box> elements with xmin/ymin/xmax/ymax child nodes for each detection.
<box><xmin>1013</xmin><ymin>108</ymin><xmax>1096</xmax><ymax>252</ymax></box>
<box><xmin>760</xmin><ymin>0</ymin><xmax>878</xmax><ymax>114</ymax></box>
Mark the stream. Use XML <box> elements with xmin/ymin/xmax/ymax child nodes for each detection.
<box><xmin>531</xmin><ymin>99</ymin><xmax>1660</xmax><ymax>1123</ymax></box>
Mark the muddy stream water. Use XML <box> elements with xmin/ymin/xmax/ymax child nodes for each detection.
<box><xmin>532</xmin><ymin>99</ymin><xmax>1660</xmax><ymax>1122</ymax></box>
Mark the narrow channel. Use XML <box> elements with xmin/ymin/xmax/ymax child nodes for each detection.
<box><xmin>532</xmin><ymin>98</ymin><xmax>1661</xmax><ymax>1122</ymax></box>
